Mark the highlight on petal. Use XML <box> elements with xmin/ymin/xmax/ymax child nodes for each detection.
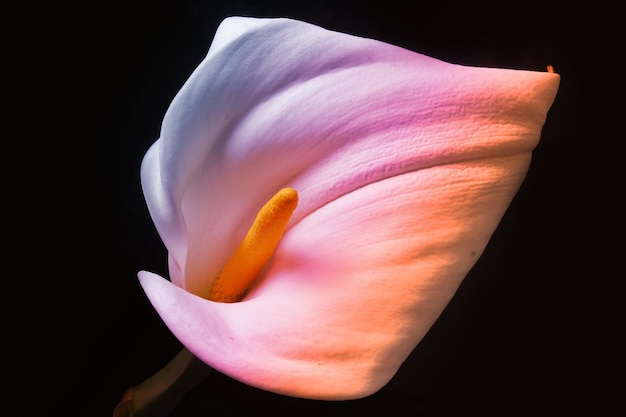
<box><xmin>138</xmin><ymin>16</ymin><xmax>560</xmax><ymax>400</ymax></box>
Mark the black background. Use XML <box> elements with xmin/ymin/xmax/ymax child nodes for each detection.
<box><xmin>17</xmin><ymin>1</ymin><xmax>623</xmax><ymax>416</ymax></box>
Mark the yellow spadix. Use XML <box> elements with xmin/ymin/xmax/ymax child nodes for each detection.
<box><xmin>208</xmin><ymin>187</ymin><xmax>298</xmax><ymax>302</ymax></box>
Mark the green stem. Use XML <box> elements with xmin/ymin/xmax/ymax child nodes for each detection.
<box><xmin>114</xmin><ymin>348</ymin><xmax>211</xmax><ymax>417</ymax></box>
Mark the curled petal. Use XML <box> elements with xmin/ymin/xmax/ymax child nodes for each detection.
<box><xmin>140</xmin><ymin>156</ymin><xmax>551</xmax><ymax>399</ymax></box>
<box><xmin>139</xmin><ymin>16</ymin><xmax>560</xmax><ymax>399</ymax></box>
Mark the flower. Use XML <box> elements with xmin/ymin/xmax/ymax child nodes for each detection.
<box><xmin>136</xmin><ymin>16</ymin><xmax>560</xmax><ymax>402</ymax></box>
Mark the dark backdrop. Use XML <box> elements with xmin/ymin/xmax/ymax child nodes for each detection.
<box><xmin>18</xmin><ymin>1</ymin><xmax>623</xmax><ymax>416</ymax></box>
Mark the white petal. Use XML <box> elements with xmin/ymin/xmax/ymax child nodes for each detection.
<box><xmin>141</xmin><ymin>17</ymin><xmax>559</xmax><ymax>296</ymax></box>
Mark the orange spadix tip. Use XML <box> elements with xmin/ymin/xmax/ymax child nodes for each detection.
<box><xmin>208</xmin><ymin>187</ymin><xmax>298</xmax><ymax>302</ymax></box>
<box><xmin>547</xmin><ymin>64</ymin><xmax>554</xmax><ymax>73</ymax></box>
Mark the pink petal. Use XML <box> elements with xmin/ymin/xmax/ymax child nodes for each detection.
<box><xmin>140</xmin><ymin>150</ymin><xmax>538</xmax><ymax>399</ymax></box>
<box><xmin>138</xmin><ymin>17</ymin><xmax>560</xmax><ymax>399</ymax></box>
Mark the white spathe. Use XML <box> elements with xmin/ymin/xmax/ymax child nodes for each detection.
<box><xmin>138</xmin><ymin>16</ymin><xmax>560</xmax><ymax>400</ymax></box>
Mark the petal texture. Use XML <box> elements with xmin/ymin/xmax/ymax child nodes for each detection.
<box><xmin>139</xmin><ymin>17</ymin><xmax>560</xmax><ymax>399</ymax></box>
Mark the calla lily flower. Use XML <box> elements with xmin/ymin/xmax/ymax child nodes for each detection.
<box><xmin>124</xmin><ymin>15</ymin><xmax>559</xmax><ymax>413</ymax></box>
